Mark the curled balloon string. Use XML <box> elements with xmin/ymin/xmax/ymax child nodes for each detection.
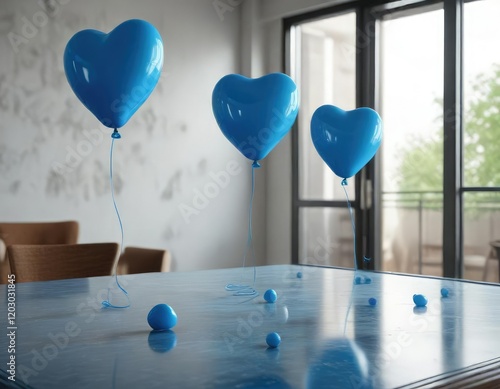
<box><xmin>225</xmin><ymin>161</ymin><xmax>259</xmax><ymax>297</ymax></box>
<box><xmin>102</xmin><ymin>130</ymin><xmax>130</xmax><ymax>309</ymax></box>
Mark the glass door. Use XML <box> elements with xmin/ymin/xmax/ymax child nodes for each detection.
<box><xmin>462</xmin><ymin>0</ymin><xmax>500</xmax><ymax>282</ymax></box>
<box><xmin>378</xmin><ymin>6</ymin><xmax>445</xmax><ymax>276</ymax></box>
<box><xmin>289</xmin><ymin>11</ymin><xmax>360</xmax><ymax>268</ymax></box>
<box><xmin>286</xmin><ymin>0</ymin><xmax>500</xmax><ymax>283</ymax></box>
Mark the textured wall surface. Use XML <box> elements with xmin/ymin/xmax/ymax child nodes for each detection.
<box><xmin>0</xmin><ymin>0</ymin><xmax>266</xmax><ymax>271</ymax></box>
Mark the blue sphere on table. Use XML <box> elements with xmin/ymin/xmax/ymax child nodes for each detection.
<box><xmin>413</xmin><ymin>294</ymin><xmax>428</xmax><ymax>307</ymax></box>
<box><xmin>264</xmin><ymin>289</ymin><xmax>278</xmax><ymax>303</ymax></box>
<box><xmin>368</xmin><ymin>297</ymin><xmax>377</xmax><ymax>306</ymax></box>
<box><xmin>297</xmin><ymin>272</ymin><xmax>303</xmax><ymax>278</ymax></box>
<box><xmin>440</xmin><ymin>288</ymin><xmax>449</xmax><ymax>297</ymax></box>
<box><xmin>266</xmin><ymin>332</ymin><xmax>281</xmax><ymax>348</ymax></box>
<box><xmin>147</xmin><ymin>304</ymin><xmax>177</xmax><ymax>331</ymax></box>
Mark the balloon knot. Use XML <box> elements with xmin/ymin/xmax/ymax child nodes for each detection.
<box><xmin>111</xmin><ymin>129</ymin><xmax>121</xmax><ymax>139</ymax></box>
<box><xmin>341</xmin><ymin>178</ymin><xmax>348</xmax><ymax>186</ymax></box>
<box><xmin>252</xmin><ymin>161</ymin><xmax>261</xmax><ymax>168</ymax></box>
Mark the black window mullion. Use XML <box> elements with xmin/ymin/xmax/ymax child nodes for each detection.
<box><xmin>357</xmin><ymin>6</ymin><xmax>378</xmax><ymax>270</ymax></box>
<box><xmin>291</xmin><ymin>118</ymin><xmax>300</xmax><ymax>265</ymax></box>
<box><xmin>283</xmin><ymin>22</ymin><xmax>300</xmax><ymax>265</ymax></box>
<box><xmin>442</xmin><ymin>0</ymin><xmax>463</xmax><ymax>278</ymax></box>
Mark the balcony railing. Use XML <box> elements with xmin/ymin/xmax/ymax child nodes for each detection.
<box><xmin>382</xmin><ymin>191</ymin><xmax>500</xmax><ymax>279</ymax></box>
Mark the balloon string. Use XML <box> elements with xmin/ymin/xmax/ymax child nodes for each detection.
<box><xmin>102</xmin><ymin>129</ymin><xmax>130</xmax><ymax>309</ymax></box>
<box><xmin>341</xmin><ymin>178</ymin><xmax>357</xmax><ymax>271</ymax></box>
<box><xmin>225</xmin><ymin>161</ymin><xmax>260</xmax><ymax>297</ymax></box>
<box><xmin>341</xmin><ymin>178</ymin><xmax>357</xmax><ymax>336</ymax></box>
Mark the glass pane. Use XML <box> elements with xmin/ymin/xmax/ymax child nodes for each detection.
<box><xmin>299</xmin><ymin>207</ymin><xmax>355</xmax><ymax>268</ymax></box>
<box><xmin>382</xmin><ymin>192</ymin><xmax>443</xmax><ymax>275</ymax></box>
<box><xmin>463</xmin><ymin>192</ymin><xmax>500</xmax><ymax>283</ymax></box>
<box><xmin>379</xmin><ymin>9</ymin><xmax>444</xmax><ymax>275</ymax></box>
<box><xmin>463</xmin><ymin>0</ymin><xmax>500</xmax><ymax>187</ymax></box>
<box><xmin>295</xmin><ymin>13</ymin><xmax>356</xmax><ymax>200</ymax></box>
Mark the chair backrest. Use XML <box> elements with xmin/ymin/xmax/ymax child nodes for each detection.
<box><xmin>0</xmin><ymin>221</ymin><xmax>79</xmax><ymax>283</ymax></box>
<box><xmin>490</xmin><ymin>240</ymin><xmax>500</xmax><ymax>258</ymax></box>
<box><xmin>7</xmin><ymin>243</ymin><xmax>119</xmax><ymax>283</ymax></box>
<box><xmin>118</xmin><ymin>246</ymin><xmax>171</xmax><ymax>275</ymax></box>
<box><xmin>0</xmin><ymin>221</ymin><xmax>79</xmax><ymax>246</ymax></box>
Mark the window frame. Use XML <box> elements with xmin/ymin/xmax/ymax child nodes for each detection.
<box><xmin>284</xmin><ymin>0</ymin><xmax>500</xmax><ymax>278</ymax></box>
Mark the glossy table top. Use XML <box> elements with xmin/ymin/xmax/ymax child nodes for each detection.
<box><xmin>1</xmin><ymin>265</ymin><xmax>500</xmax><ymax>388</ymax></box>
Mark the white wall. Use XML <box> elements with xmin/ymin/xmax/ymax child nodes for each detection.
<box><xmin>0</xmin><ymin>0</ymin><xmax>268</xmax><ymax>271</ymax></box>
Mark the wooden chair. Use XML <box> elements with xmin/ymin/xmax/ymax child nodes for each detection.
<box><xmin>7</xmin><ymin>243</ymin><xmax>119</xmax><ymax>283</ymax></box>
<box><xmin>117</xmin><ymin>246</ymin><xmax>171</xmax><ymax>275</ymax></box>
<box><xmin>0</xmin><ymin>221</ymin><xmax>79</xmax><ymax>283</ymax></box>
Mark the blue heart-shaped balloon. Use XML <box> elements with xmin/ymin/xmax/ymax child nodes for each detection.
<box><xmin>212</xmin><ymin>73</ymin><xmax>299</xmax><ymax>162</ymax></box>
<box><xmin>64</xmin><ymin>19</ymin><xmax>163</xmax><ymax>129</ymax></box>
<box><xmin>311</xmin><ymin>105</ymin><xmax>382</xmax><ymax>179</ymax></box>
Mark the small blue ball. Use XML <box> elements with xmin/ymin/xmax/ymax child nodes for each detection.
<box><xmin>354</xmin><ymin>276</ymin><xmax>363</xmax><ymax>285</ymax></box>
<box><xmin>266</xmin><ymin>332</ymin><xmax>281</xmax><ymax>348</ymax></box>
<box><xmin>147</xmin><ymin>304</ymin><xmax>177</xmax><ymax>331</ymax></box>
<box><xmin>440</xmin><ymin>288</ymin><xmax>449</xmax><ymax>297</ymax></box>
<box><xmin>297</xmin><ymin>272</ymin><xmax>303</xmax><ymax>279</ymax></box>
<box><xmin>364</xmin><ymin>277</ymin><xmax>372</xmax><ymax>284</ymax></box>
<box><xmin>413</xmin><ymin>294</ymin><xmax>428</xmax><ymax>307</ymax></box>
<box><xmin>368</xmin><ymin>297</ymin><xmax>377</xmax><ymax>306</ymax></box>
<box><xmin>264</xmin><ymin>289</ymin><xmax>278</xmax><ymax>303</ymax></box>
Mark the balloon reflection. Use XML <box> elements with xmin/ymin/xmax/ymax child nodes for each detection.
<box><xmin>307</xmin><ymin>338</ymin><xmax>372</xmax><ymax>389</ymax></box>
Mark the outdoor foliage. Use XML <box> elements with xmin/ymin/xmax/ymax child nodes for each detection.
<box><xmin>397</xmin><ymin>64</ymin><xmax>500</xmax><ymax>194</ymax></box>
